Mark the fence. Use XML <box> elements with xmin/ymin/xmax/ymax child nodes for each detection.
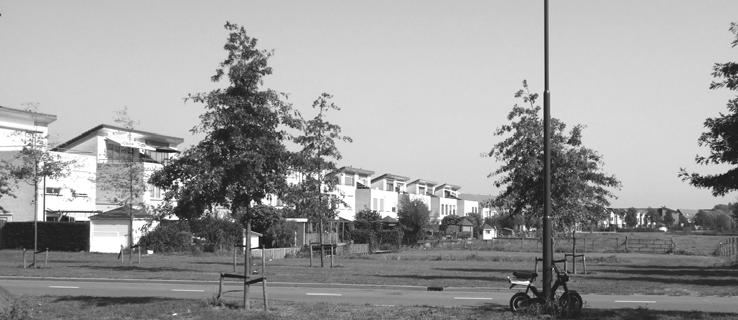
<box><xmin>252</xmin><ymin>247</ymin><xmax>301</xmax><ymax>260</ymax></box>
<box><xmin>250</xmin><ymin>243</ymin><xmax>370</xmax><ymax>259</ymax></box>
<box><xmin>716</xmin><ymin>237</ymin><xmax>737</xmax><ymax>256</ymax></box>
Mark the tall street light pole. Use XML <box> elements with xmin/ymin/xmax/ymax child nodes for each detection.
<box><xmin>542</xmin><ymin>0</ymin><xmax>553</xmax><ymax>300</ymax></box>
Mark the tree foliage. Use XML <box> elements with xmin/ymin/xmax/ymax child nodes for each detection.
<box><xmin>2</xmin><ymin>103</ymin><xmax>76</xmax><ymax>212</ymax></box>
<box><xmin>680</xmin><ymin>23</ymin><xmax>738</xmax><ymax>196</ymax></box>
<box><xmin>483</xmin><ymin>81</ymin><xmax>621</xmax><ymax>233</ymax></box>
<box><xmin>694</xmin><ymin>209</ymin><xmax>734</xmax><ymax>230</ymax></box>
<box><xmin>280</xmin><ymin>93</ymin><xmax>352</xmax><ymax>224</ymax></box>
<box><xmin>439</xmin><ymin>214</ymin><xmax>463</xmax><ymax>233</ymax></box>
<box><xmin>353</xmin><ymin>208</ymin><xmax>382</xmax><ymax>233</ymax></box>
<box><xmin>645</xmin><ymin>208</ymin><xmax>662</xmax><ymax>226</ymax></box>
<box><xmin>150</xmin><ymin>22</ymin><xmax>300</xmax><ymax>223</ymax></box>
<box><xmin>397</xmin><ymin>197</ymin><xmax>431</xmax><ymax>244</ymax></box>
<box><xmin>624</xmin><ymin>207</ymin><xmax>639</xmax><ymax>228</ymax></box>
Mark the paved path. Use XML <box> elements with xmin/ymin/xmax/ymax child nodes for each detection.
<box><xmin>1</xmin><ymin>277</ymin><xmax>737</xmax><ymax>313</ymax></box>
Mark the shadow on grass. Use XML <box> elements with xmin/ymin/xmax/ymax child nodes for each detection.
<box><xmin>52</xmin><ymin>295</ymin><xmax>180</xmax><ymax>307</ymax></box>
<box><xmin>79</xmin><ymin>265</ymin><xmax>196</xmax><ymax>272</ymax></box>
<box><xmin>378</xmin><ymin>274</ymin><xmax>507</xmax><ymax>282</ymax></box>
<box><xmin>592</xmin><ymin>264</ymin><xmax>738</xmax><ymax>280</ymax></box>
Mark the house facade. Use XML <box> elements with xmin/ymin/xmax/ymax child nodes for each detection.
<box><xmin>52</xmin><ymin>124</ymin><xmax>184</xmax><ymax>218</ymax></box>
<box><xmin>0</xmin><ymin>106</ymin><xmax>58</xmax><ymax>222</ymax></box>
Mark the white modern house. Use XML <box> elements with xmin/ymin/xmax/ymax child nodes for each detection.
<box><xmin>53</xmin><ymin>124</ymin><xmax>184</xmax><ymax>213</ymax></box>
<box><xmin>0</xmin><ymin>106</ymin><xmax>57</xmax><ymax>222</ymax></box>
<box><xmin>366</xmin><ymin>173</ymin><xmax>409</xmax><ymax>219</ymax></box>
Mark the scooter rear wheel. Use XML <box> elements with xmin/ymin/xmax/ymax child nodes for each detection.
<box><xmin>509</xmin><ymin>292</ymin><xmax>531</xmax><ymax>312</ymax></box>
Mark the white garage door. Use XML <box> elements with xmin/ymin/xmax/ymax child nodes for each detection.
<box><xmin>90</xmin><ymin>220</ymin><xmax>128</xmax><ymax>253</ymax></box>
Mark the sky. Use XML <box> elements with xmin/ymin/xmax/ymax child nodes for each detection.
<box><xmin>1</xmin><ymin>1</ymin><xmax>737</xmax><ymax>210</ymax></box>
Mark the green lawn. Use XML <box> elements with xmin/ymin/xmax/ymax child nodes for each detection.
<box><xmin>1</xmin><ymin>248</ymin><xmax>736</xmax><ymax>297</ymax></box>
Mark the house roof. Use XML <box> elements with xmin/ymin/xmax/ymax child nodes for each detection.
<box><xmin>407</xmin><ymin>179</ymin><xmax>438</xmax><ymax>186</ymax></box>
<box><xmin>371</xmin><ymin>173</ymin><xmax>409</xmax><ymax>183</ymax></box>
<box><xmin>0</xmin><ymin>105</ymin><xmax>57</xmax><ymax>127</ymax></box>
<box><xmin>459</xmin><ymin>218</ymin><xmax>472</xmax><ymax>226</ymax></box>
<box><xmin>458</xmin><ymin>193</ymin><xmax>495</xmax><ymax>203</ymax></box>
<box><xmin>678</xmin><ymin>209</ymin><xmax>699</xmax><ymax>219</ymax></box>
<box><xmin>482</xmin><ymin>224</ymin><xmax>494</xmax><ymax>229</ymax></box>
<box><xmin>89</xmin><ymin>206</ymin><xmax>152</xmax><ymax>220</ymax></box>
<box><xmin>53</xmin><ymin>124</ymin><xmax>185</xmax><ymax>152</ymax></box>
<box><xmin>381</xmin><ymin>216</ymin><xmax>398</xmax><ymax>223</ymax></box>
<box><xmin>334</xmin><ymin>166</ymin><xmax>375</xmax><ymax>176</ymax></box>
<box><xmin>435</xmin><ymin>183</ymin><xmax>461</xmax><ymax>191</ymax></box>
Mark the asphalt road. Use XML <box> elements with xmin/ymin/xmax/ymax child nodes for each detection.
<box><xmin>1</xmin><ymin>277</ymin><xmax>737</xmax><ymax>313</ymax></box>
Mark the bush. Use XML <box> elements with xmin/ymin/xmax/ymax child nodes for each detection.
<box><xmin>1</xmin><ymin>222</ymin><xmax>89</xmax><ymax>251</ymax></box>
<box><xmin>139</xmin><ymin>222</ymin><xmax>192</xmax><ymax>253</ymax></box>
<box><xmin>188</xmin><ymin>217</ymin><xmax>242</xmax><ymax>251</ymax></box>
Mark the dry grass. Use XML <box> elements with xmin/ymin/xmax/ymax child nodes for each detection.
<box><xmin>2</xmin><ymin>248</ymin><xmax>737</xmax><ymax>297</ymax></box>
<box><xmin>10</xmin><ymin>295</ymin><xmax>738</xmax><ymax>320</ymax></box>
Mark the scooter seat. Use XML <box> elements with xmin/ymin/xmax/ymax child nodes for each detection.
<box><xmin>513</xmin><ymin>271</ymin><xmax>537</xmax><ymax>279</ymax></box>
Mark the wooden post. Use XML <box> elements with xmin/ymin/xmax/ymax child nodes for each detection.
<box><xmin>582</xmin><ymin>255</ymin><xmax>587</xmax><ymax>275</ymax></box>
<box><xmin>615</xmin><ymin>237</ymin><xmax>618</xmax><ymax>253</ymax></box>
<box><xmin>44</xmin><ymin>249</ymin><xmax>48</xmax><ymax>268</ymax></box>
<box><xmin>625</xmin><ymin>236</ymin><xmax>629</xmax><ymax>252</ymax></box>
<box><xmin>244</xmin><ymin>222</ymin><xmax>251</xmax><ymax>310</ymax></box>
<box><xmin>262</xmin><ymin>245</ymin><xmax>266</xmax><ymax>276</ymax></box>
<box><xmin>330</xmin><ymin>245</ymin><xmax>334</xmax><ymax>268</ymax></box>
<box><xmin>137</xmin><ymin>246</ymin><xmax>141</xmax><ymax>264</ymax></box>
<box><xmin>233</xmin><ymin>246</ymin><xmax>237</xmax><ymax>273</ymax></box>
<box><xmin>218</xmin><ymin>274</ymin><xmax>223</xmax><ymax>300</ymax></box>
<box><xmin>320</xmin><ymin>220</ymin><xmax>325</xmax><ymax>268</ymax></box>
<box><xmin>309</xmin><ymin>244</ymin><xmax>313</xmax><ymax>267</ymax></box>
<box><xmin>120</xmin><ymin>245</ymin><xmax>124</xmax><ymax>263</ymax></box>
<box><xmin>23</xmin><ymin>249</ymin><xmax>27</xmax><ymax>269</ymax></box>
<box><xmin>262</xmin><ymin>278</ymin><xmax>269</xmax><ymax>312</ymax></box>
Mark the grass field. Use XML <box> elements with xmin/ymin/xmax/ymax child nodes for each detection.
<box><xmin>1</xmin><ymin>246</ymin><xmax>736</xmax><ymax>297</ymax></box>
<box><xmin>5</xmin><ymin>294</ymin><xmax>738</xmax><ymax>320</ymax></box>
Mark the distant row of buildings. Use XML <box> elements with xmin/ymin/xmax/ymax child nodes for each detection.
<box><xmin>2</xmin><ymin>105</ymin><xmax>710</xmax><ymax>235</ymax></box>
<box><xmin>0</xmin><ymin>105</ymin><xmax>498</xmax><ymax>225</ymax></box>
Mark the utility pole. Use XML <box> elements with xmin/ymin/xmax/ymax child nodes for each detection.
<box><xmin>542</xmin><ymin>0</ymin><xmax>553</xmax><ymax>300</ymax></box>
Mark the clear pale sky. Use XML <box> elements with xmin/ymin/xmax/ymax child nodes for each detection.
<box><xmin>1</xmin><ymin>1</ymin><xmax>737</xmax><ymax>210</ymax></box>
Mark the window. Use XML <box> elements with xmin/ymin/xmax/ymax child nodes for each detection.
<box><xmin>372</xmin><ymin>198</ymin><xmax>378</xmax><ymax>210</ymax></box>
<box><xmin>380</xmin><ymin>199</ymin><xmax>385</xmax><ymax>212</ymax></box>
<box><xmin>143</xmin><ymin>150</ymin><xmax>168</xmax><ymax>164</ymax></box>
<box><xmin>419</xmin><ymin>186</ymin><xmax>426</xmax><ymax>195</ymax></box>
<box><xmin>106</xmin><ymin>143</ymin><xmax>134</xmax><ymax>162</ymax></box>
<box><xmin>344</xmin><ymin>175</ymin><xmax>354</xmax><ymax>186</ymax></box>
<box><xmin>386</xmin><ymin>181</ymin><xmax>393</xmax><ymax>191</ymax></box>
<box><xmin>148</xmin><ymin>184</ymin><xmax>162</xmax><ymax>199</ymax></box>
<box><xmin>46</xmin><ymin>187</ymin><xmax>61</xmax><ymax>196</ymax></box>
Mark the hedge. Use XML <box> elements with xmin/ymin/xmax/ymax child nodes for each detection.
<box><xmin>0</xmin><ymin>221</ymin><xmax>89</xmax><ymax>251</ymax></box>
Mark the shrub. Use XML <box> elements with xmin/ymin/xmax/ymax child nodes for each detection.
<box><xmin>139</xmin><ymin>222</ymin><xmax>192</xmax><ymax>253</ymax></box>
<box><xmin>189</xmin><ymin>217</ymin><xmax>242</xmax><ymax>251</ymax></box>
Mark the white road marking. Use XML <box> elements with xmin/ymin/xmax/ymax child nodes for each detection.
<box><xmin>454</xmin><ymin>297</ymin><xmax>493</xmax><ymax>300</ymax></box>
<box><xmin>49</xmin><ymin>286</ymin><xmax>79</xmax><ymax>289</ymax></box>
<box><xmin>306</xmin><ymin>293</ymin><xmax>342</xmax><ymax>296</ymax></box>
<box><xmin>171</xmin><ymin>289</ymin><xmax>205</xmax><ymax>292</ymax></box>
<box><xmin>614</xmin><ymin>300</ymin><xmax>656</xmax><ymax>304</ymax></box>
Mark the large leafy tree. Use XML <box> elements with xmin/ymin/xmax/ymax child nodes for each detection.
<box><xmin>484</xmin><ymin>81</ymin><xmax>621</xmax><ymax>234</ymax></box>
<box><xmin>680</xmin><ymin>23</ymin><xmax>738</xmax><ymax>196</ymax></box>
<box><xmin>150</xmin><ymin>22</ymin><xmax>299</xmax><ymax>228</ymax></box>
<box><xmin>397</xmin><ymin>197</ymin><xmax>431</xmax><ymax>244</ymax></box>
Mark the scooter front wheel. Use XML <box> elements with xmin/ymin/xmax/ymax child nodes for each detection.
<box><xmin>509</xmin><ymin>292</ymin><xmax>531</xmax><ymax>312</ymax></box>
<box><xmin>560</xmin><ymin>291</ymin><xmax>583</xmax><ymax>312</ymax></box>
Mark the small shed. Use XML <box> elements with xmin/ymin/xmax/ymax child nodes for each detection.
<box><xmin>89</xmin><ymin>206</ymin><xmax>156</xmax><ymax>253</ymax></box>
<box><xmin>382</xmin><ymin>215</ymin><xmax>399</xmax><ymax>228</ymax></box>
<box><xmin>459</xmin><ymin>218</ymin><xmax>474</xmax><ymax>233</ymax></box>
<box><xmin>481</xmin><ymin>224</ymin><xmax>497</xmax><ymax>240</ymax></box>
